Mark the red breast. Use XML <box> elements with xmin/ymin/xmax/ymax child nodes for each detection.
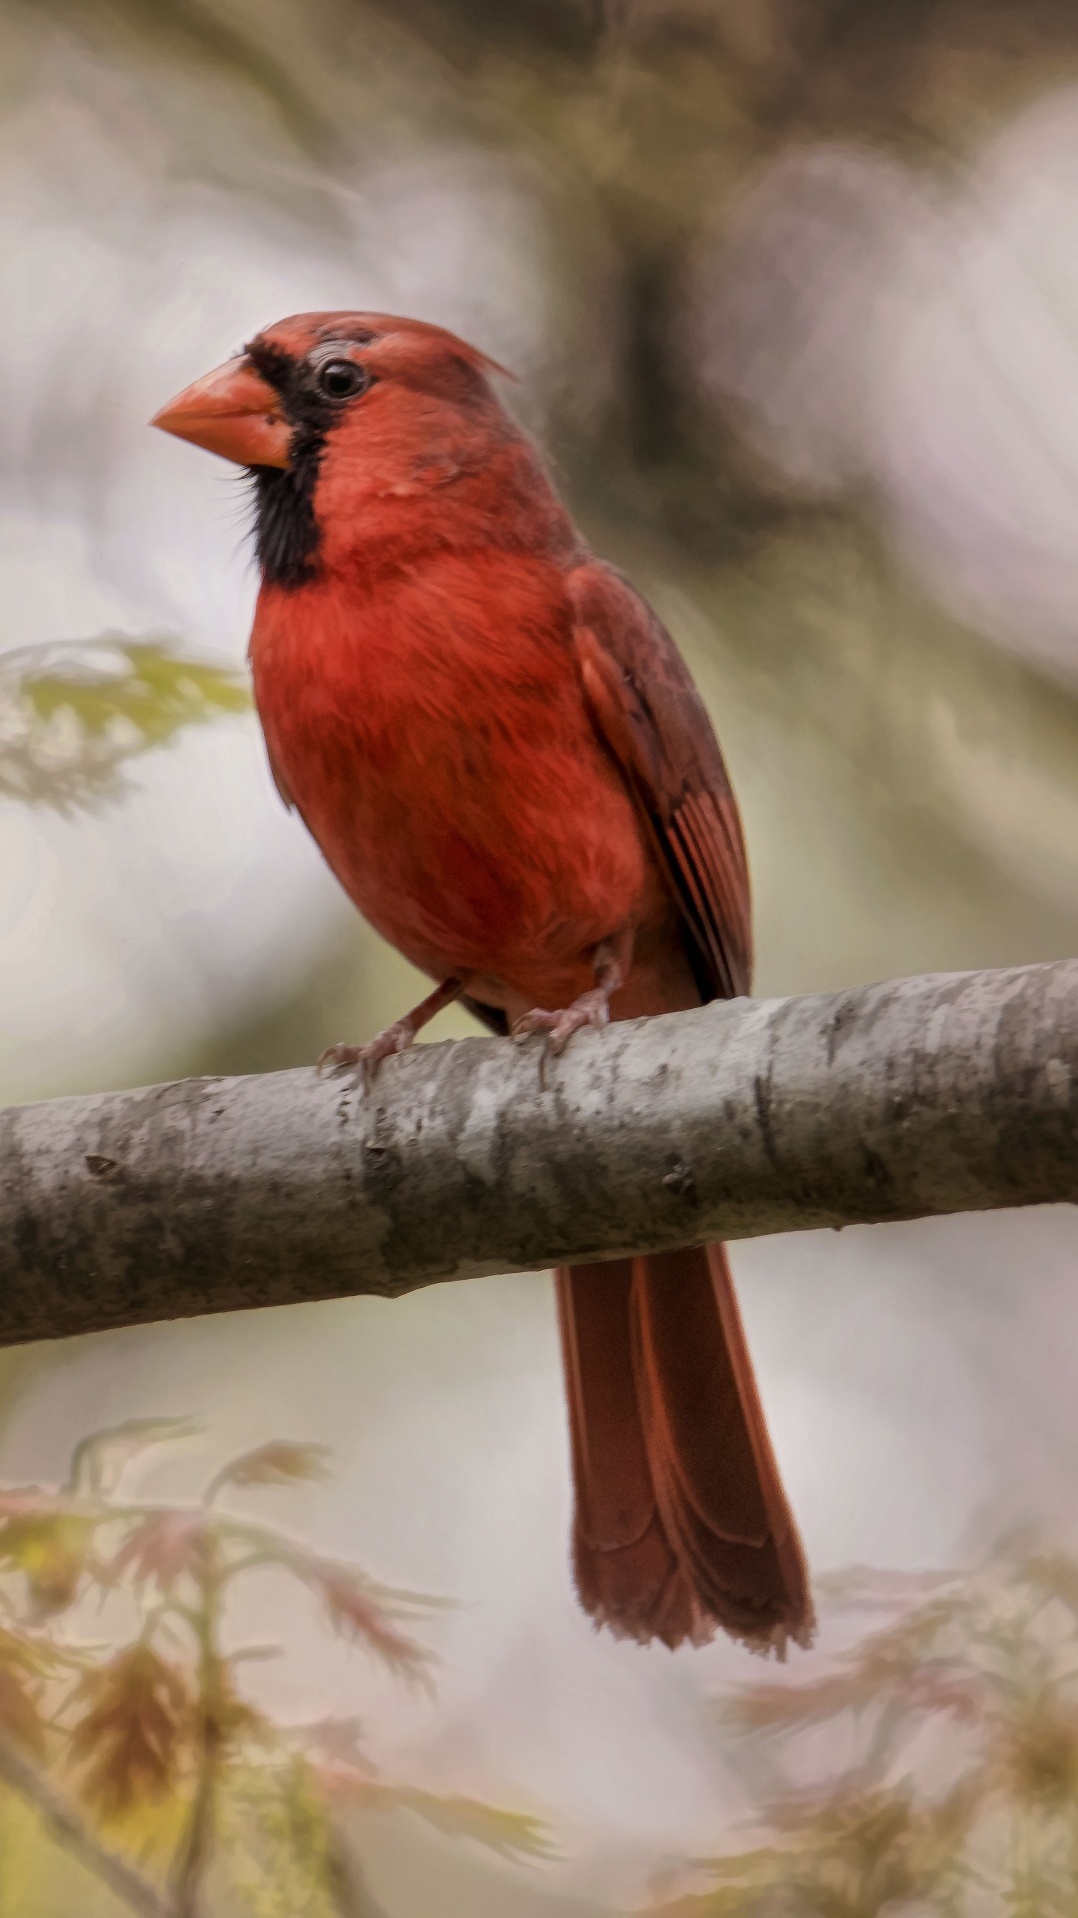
<box><xmin>150</xmin><ymin>310</ymin><xmax>670</xmax><ymax>1014</ymax></box>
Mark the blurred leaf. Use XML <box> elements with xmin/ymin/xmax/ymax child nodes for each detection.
<box><xmin>201</xmin><ymin>1667</ymin><xmax>278</xmax><ymax>1759</ymax></box>
<box><xmin>67</xmin><ymin>1415</ymin><xmax>200</xmax><ymax>1499</ymax></box>
<box><xmin>1024</xmin><ymin>1551</ymin><xmax>1078</xmax><ymax>1617</ymax></box>
<box><xmin>726</xmin><ymin>1587</ymin><xmax>983</xmax><ymax>1745</ymax></box>
<box><xmin>0</xmin><ymin>1488</ymin><xmax>64</xmax><ymax>1519</ymax></box>
<box><xmin>0</xmin><ymin>1514</ymin><xmax>97</xmax><ymax>1619</ymax></box>
<box><xmin>997</xmin><ymin>1693</ymin><xmax>1078</xmax><ymax>1811</ymax></box>
<box><xmin>726</xmin><ymin>1670</ymin><xmax>871</xmax><ymax>1732</ymax></box>
<box><xmin>0</xmin><ymin>1488</ymin><xmax>59</xmax><ymax>1519</ymax></box>
<box><xmin>294</xmin><ymin>1717</ymin><xmax>374</xmax><ymax>1776</ymax></box>
<box><xmin>278</xmin><ymin>1757</ymin><xmax>337</xmax><ymax>1888</ymax></box>
<box><xmin>0</xmin><ymin>637</ymin><xmax>249</xmax><ymax>812</ymax></box>
<box><xmin>295</xmin><ymin>1723</ymin><xmax>551</xmax><ymax>1862</ymax></box>
<box><xmin>650</xmin><ymin>1782</ymin><xmax>978</xmax><ymax>1916</ymax></box>
<box><xmin>0</xmin><ymin>1413</ymin><xmax>511</xmax><ymax>1908</ymax></box>
<box><xmin>306</xmin><ymin>1560</ymin><xmax>433</xmax><ymax>1684</ymax></box>
<box><xmin>682</xmin><ymin>1539</ymin><xmax>1078</xmax><ymax>1917</ymax></box>
<box><xmin>223</xmin><ymin>1757</ymin><xmax>342</xmax><ymax>1918</ymax></box>
<box><xmin>0</xmin><ymin>1620</ymin><xmax>71</xmax><ymax>1682</ymax></box>
<box><xmin>69</xmin><ymin>1645</ymin><xmax>191</xmax><ymax>1818</ymax></box>
<box><xmin>389</xmin><ymin>1787</ymin><xmax>553</xmax><ymax>1860</ymax></box>
<box><xmin>814</xmin><ymin>1562</ymin><xmax>959</xmax><ymax>1604</ymax></box>
<box><xmin>208</xmin><ymin>1443</ymin><xmax>331</xmax><ymax>1500</ymax></box>
<box><xmin>107</xmin><ymin>1511</ymin><xmax>212</xmax><ymax>1594</ymax></box>
<box><xmin>0</xmin><ymin>1664</ymin><xmax>47</xmax><ymax>1759</ymax></box>
<box><xmin>310</xmin><ymin>1745</ymin><xmax>552</xmax><ymax>1862</ymax></box>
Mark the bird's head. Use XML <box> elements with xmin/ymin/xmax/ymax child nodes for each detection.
<box><xmin>152</xmin><ymin>311</ymin><xmax>529</xmax><ymax>588</ymax></box>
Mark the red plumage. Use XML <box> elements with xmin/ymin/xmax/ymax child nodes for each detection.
<box><xmin>153</xmin><ymin>311</ymin><xmax>813</xmax><ymax>1652</ymax></box>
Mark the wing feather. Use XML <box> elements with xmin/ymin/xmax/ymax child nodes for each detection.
<box><xmin>568</xmin><ymin>561</ymin><xmax>752</xmax><ymax>1002</ymax></box>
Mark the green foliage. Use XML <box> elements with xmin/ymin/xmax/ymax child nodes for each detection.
<box><xmin>652</xmin><ymin>1539</ymin><xmax>1078</xmax><ymax>1918</ymax></box>
<box><xmin>0</xmin><ymin>639</ymin><xmax>249</xmax><ymax>812</ymax></box>
<box><xmin>222</xmin><ymin>1758</ymin><xmax>343</xmax><ymax>1918</ymax></box>
<box><xmin>0</xmin><ymin>1419</ymin><xmax>548</xmax><ymax>1915</ymax></box>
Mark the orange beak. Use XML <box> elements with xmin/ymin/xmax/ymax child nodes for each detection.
<box><xmin>151</xmin><ymin>358</ymin><xmax>291</xmax><ymax>468</ymax></box>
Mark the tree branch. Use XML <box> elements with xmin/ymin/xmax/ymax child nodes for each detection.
<box><xmin>1</xmin><ymin>960</ymin><xmax>1075</xmax><ymax>1348</ymax></box>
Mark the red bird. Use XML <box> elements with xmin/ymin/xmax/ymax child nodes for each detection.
<box><xmin>153</xmin><ymin>312</ymin><xmax>812</xmax><ymax>1652</ymax></box>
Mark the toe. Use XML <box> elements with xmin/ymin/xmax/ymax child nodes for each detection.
<box><xmin>547</xmin><ymin>1007</ymin><xmax>593</xmax><ymax>1054</ymax></box>
<box><xmin>513</xmin><ymin>995</ymin><xmax>610</xmax><ymax>1052</ymax></box>
<box><xmin>317</xmin><ymin>1043</ymin><xmax>361</xmax><ymax>1076</ymax></box>
<box><xmin>370</xmin><ymin>1021</ymin><xmax>413</xmax><ymax>1062</ymax></box>
<box><xmin>511</xmin><ymin>1008</ymin><xmax>558</xmax><ymax>1038</ymax></box>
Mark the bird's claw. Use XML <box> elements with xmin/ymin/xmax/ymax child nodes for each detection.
<box><xmin>511</xmin><ymin>989</ymin><xmax>611</xmax><ymax>1058</ymax></box>
<box><xmin>317</xmin><ymin>1021</ymin><xmax>414</xmax><ymax>1091</ymax></box>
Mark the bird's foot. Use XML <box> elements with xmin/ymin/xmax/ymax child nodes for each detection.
<box><xmin>317</xmin><ymin>1020</ymin><xmax>415</xmax><ymax>1091</ymax></box>
<box><xmin>512</xmin><ymin>987</ymin><xmax>611</xmax><ymax>1057</ymax></box>
<box><xmin>316</xmin><ymin>977</ymin><xmax>469</xmax><ymax>1093</ymax></box>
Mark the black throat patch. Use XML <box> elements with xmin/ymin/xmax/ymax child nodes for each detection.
<box><xmin>245</xmin><ymin>340</ymin><xmax>336</xmax><ymax>590</ymax></box>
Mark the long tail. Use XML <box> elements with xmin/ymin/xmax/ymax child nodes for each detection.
<box><xmin>556</xmin><ymin>1245</ymin><xmax>813</xmax><ymax>1653</ymax></box>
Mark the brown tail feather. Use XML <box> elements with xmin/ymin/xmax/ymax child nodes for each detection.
<box><xmin>556</xmin><ymin>1245</ymin><xmax>813</xmax><ymax>1653</ymax></box>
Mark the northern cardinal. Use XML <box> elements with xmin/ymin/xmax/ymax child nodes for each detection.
<box><xmin>153</xmin><ymin>312</ymin><xmax>812</xmax><ymax>1652</ymax></box>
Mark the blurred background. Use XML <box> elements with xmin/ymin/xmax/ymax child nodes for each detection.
<box><xmin>2</xmin><ymin>1</ymin><xmax>1078</xmax><ymax>1911</ymax></box>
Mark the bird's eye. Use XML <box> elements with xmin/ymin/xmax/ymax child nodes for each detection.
<box><xmin>315</xmin><ymin>359</ymin><xmax>370</xmax><ymax>401</ymax></box>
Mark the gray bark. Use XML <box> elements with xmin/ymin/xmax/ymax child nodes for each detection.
<box><xmin>0</xmin><ymin>959</ymin><xmax>1075</xmax><ymax>1350</ymax></box>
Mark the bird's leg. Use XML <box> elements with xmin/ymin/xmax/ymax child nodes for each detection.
<box><xmin>512</xmin><ymin>931</ymin><xmax>633</xmax><ymax>1057</ymax></box>
<box><xmin>318</xmin><ymin>976</ymin><xmax>469</xmax><ymax>1088</ymax></box>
